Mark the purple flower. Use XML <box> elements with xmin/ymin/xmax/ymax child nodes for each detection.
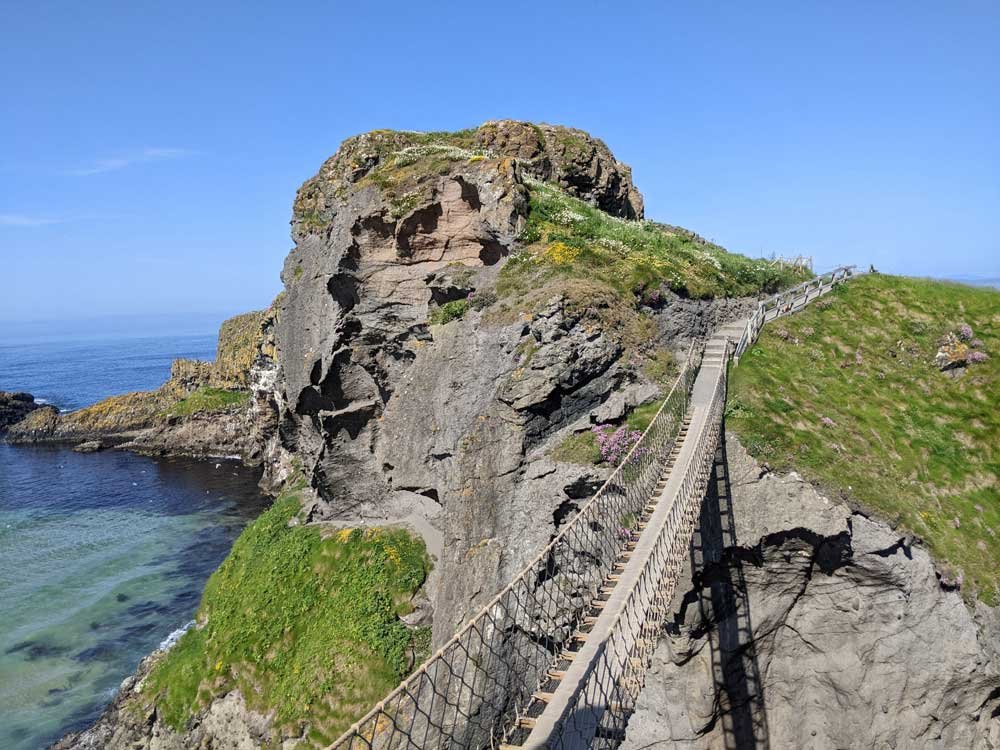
<box><xmin>592</xmin><ymin>424</ymin><xmax>644</xmax><ymax>465</ymax></box>
<box><xmin>957</xmin><ymin>323</ymin><xmax>974</xmax><ymax>341</ymax></box>
<box><xmin>968</xmin><ymin>350</ymin><xmax>989</xmax><ymax>364</ymax></box>
<box><xmin>820</xmin><ymin>416</ymin><xmax>837</xmax><ymax>428</ymax></box>
<box><xmin>970</xmin><ymin>338</ymin><xmax>984</xmax><ymax>349</ymax></box>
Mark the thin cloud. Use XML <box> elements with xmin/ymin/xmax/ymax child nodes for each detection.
<box><xmin>67</xmin><ymin>147</ymin><xmax>193</xmax><ymax>176</ymax></box>
<box><xmin>0</xmin><ymin>214</ymin><xmax>63</xmax><ymax>227</ymax></box>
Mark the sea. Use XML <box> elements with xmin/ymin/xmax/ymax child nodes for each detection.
<box><xmin>0</xmin><ymin>321</ymin><xmax>270</xmax><ymax>750</ymax></box>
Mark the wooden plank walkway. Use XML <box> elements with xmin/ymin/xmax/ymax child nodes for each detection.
<box><xmin>513</xmin><ymin>326</ymin><xmax>736</xmax><ymax>749</ymax></box>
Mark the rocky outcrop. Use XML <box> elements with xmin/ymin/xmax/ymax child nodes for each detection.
<box><xmin>474</xmin><ymin>120</ymin><xmax>644</xmax><ymax>219</ymax></box>
<box><xmin>270</xmin><ymin>123</ymin><xmax>667</xmax><ymax>642</ymax></box>
<box><xmin>51</xmin><ymin>652</ymin><xmax>279</xmax><ymax>750</ymax></box>
<box><xmin>0</xmin><ymin>391</ymin><xmax>48</xmax><ymax>432</ymax></box>
<box><xmin>292</xmin><ymin>120</ymin><xmax>642</xmax><ymax>235</ymax></box>
<box><xmin>5</xmin><ymin>309</ymin><xmax>278</xmax><ymax>462</ymax></box>
<box><xmin>623</xmin><ymin>431</ymin><xmax>1000</xmax><ymax>749</ymax></box>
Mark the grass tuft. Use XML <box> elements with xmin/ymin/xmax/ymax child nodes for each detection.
<box><xmin>168</xmin><ymin>387</ymin><xmax>249</xmax><ymax>416</ymax></box>
<box><xmin>429</xmin><ymin>300</ymin><xmax>469</xmax><ymax>325</ymax></box>
<box><xmin>551</xmin><ymin>430</ymin><xmax>602</xmax><ymax>464</ymax></box>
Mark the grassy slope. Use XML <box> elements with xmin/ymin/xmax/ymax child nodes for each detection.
<box><xmin>168</xmin><ymin>386</ymin><xmax>250</xmax><ymax>416</ymax></box>
<box><xmin>499</xmin><ymin>180</ymin><xmax>809</xmax><ymax>302</ymax></box>
<box><xmin>143</xmin><ymin>482</ymin><xmax>430</xmax><ymax>748</ymax></box>
<box><xmin>728</xmin><ymin>275</ymin><xmax>1000</xmax><ymax>602</ymax></box>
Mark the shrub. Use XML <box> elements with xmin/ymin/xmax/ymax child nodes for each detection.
<box><xmin>429</xmin><ymin>299</ymin><xmax>469</xmax><ymax>325</ymax></box>
<box><xmin>468</xmin><ymin>290</ymin><xmax>497</xmax><ymax>311</ymax></box>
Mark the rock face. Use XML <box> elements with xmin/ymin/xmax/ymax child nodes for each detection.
<box><xmin>0</xmin><ymin>390</ymin><xmax>46</xmax><ymax>431</ymax></box>
<box><xmin>50</xmin><ymin>653</ymin><xmax>279</xmax><ymax>750</ymax></box>
<box><xmin>623</xmin><ymin>430</ymin><xmax>1000</xmax><ymax>750</ymax></box>
<box><xmin>270</xmin><ymin>122</ymin><xmax>661</xmax><ymax>640</ymax></box>
<box><xmin>474</xmin><ymin>120</ymin><xmax>644</xmax><ymax>219</ymax></box>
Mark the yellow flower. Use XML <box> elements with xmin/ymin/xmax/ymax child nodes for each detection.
<box><xmin>542</xmin><ymin>241</ymin><xmax>581</xmax><ymax>265</ymax></box>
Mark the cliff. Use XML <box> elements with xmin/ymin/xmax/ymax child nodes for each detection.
<box><xmin>264</xmin><ymin>119</ymin><xmax>802</xmax><ymax>646</ymax></box>
<box><xmin>5</xmin><ymin>308</ymin><xmax>279</xmax><ymax>462</ymax></box>
<box><xmin>623</xmin><ymin>431</ymin><xmax>1000</xmax><ymax>748</ymax></box>
<box><xmin>53</xmin><ymin>122</ymin><xmax>1000</xmax><ymax>750</ymax></box>
<box><xmin>54</xmin><ymin>121</ymin><xmax>808</xmax><ymax>748</ymax></box>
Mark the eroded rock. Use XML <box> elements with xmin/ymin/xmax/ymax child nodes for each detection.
<box><xmin>623</xmin><ymin>431</ymin><xmax>1000</xmax><ymax>750</ymax></box>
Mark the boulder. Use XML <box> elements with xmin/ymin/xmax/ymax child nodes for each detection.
<box><xmin>0</xmin><ymin>391</ymin><xmax>46</xmax><ymax>432</ymax></box>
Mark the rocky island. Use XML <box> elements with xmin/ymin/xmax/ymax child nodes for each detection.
<box><xmin>11</xmin><ymin>121</ymin><xmax>995</xmax><ymax>749</ymax></box>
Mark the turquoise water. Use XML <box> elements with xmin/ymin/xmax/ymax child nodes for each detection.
<box><xmin>0</xmin><ymin>329</ymin><xmax>269</xmax><ymax>749</ymax></box>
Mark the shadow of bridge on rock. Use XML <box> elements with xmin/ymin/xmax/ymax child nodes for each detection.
<box><xmin>687</xmin><ymin>424</ymin><xmax>770</xmax><ymax>750</ymax></box>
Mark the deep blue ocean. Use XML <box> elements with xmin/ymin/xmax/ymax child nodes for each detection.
<box><xmin>0</xmin><ymin>328</ymin><xmax>269</xmax><ymax>750</ymax></box>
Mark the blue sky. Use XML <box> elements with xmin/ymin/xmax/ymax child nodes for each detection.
<box><xmin>2</xmin><ymin>1</ymin><xmax>997</xmax><ymax>324</ymax></box>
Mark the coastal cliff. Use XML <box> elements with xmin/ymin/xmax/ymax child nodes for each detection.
<box><xmin>623</xmin><ymin>432</ymin><xmax>1000</xmax><ymax>748</ymax></box>
<box><xmin>4</xmin><ymin>308</ymin><xmax>279</xmax><ymax>463</ymax></box>
<box><xmin>53</xmin><ymin>121</ymin><xmax>802</xmax><ymax>748</ymax></box>
<box><xmin>49</xmin><ymin>122</ymin><xmax>1000</xmax><ymax>749</ymax></box>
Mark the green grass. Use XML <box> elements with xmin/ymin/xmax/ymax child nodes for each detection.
<box><xmin>626</xmin><ymin>401</ymin><xmax>662</xmax><ymax>433</ymax></box>
<box><xmin>168</xmin><ymin>387</ymin><xmax>249</xmax><ymax>416</ymax></box>
<box><xmin>551</xmin><ymin>430</ymin><xmax>601</xmax><ymax>465</ymax></box>
<box><xmin>143</xmin><ymin>483</ymin><xmax>431</xmax><ymax>746</ymax></box>
<box><xmin>428</xmin><ymin>299</ymin><xmax>469</xmax><ymax>325</ymax></box>
<box><xmin>642</xmin><ymin>348</ymin><xmax>676</xmax><ymax>387</ymax></box>
<box><xmin>728</xmin><ymin>275</ymin><xmax>1000</xmax><ymax>602</ymax></box>
<box><xmin>498</xmin><ymin>181</ymin><xmax>810</xmax><ymax>302</ymax></box>
<box><xmin>551</xmin><ymin>399</ymin><xmax>665</xmax><ymax>466</ymax></box>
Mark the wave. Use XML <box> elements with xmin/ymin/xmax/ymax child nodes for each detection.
<box><xmin>158</xmin><ymin>620</ymin><xmax>195</xmax><ymax>651</ymax></box>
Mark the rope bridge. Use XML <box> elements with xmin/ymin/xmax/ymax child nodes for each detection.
<box><xmin>328</xmin><ymin>268</ymin><xmax>856</xmax><ymax>750</ymax></box>
<box><xmin>733</xmin><ymin>265</ymin><xmax>856</xmax><ymax>363</ymax></box>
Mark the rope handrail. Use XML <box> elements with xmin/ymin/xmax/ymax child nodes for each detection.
<box><xmin>520</xmin><ymin>344</ymin><xmax>730</xmax><ymax>749</ymax></box>
<box><xmin>328</xmin><ymin>343</ymin><xmax>700</xmax><ymax>750</ymax></box>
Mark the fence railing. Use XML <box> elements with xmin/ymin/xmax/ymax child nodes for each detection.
<box><xmin>733</xmin><ymin>266</ymin><xmax>856</xmax><ymax>363</ymax></box>
<box><xmin>328</xmin><ymin>345</ymin><xmax>700</xmax><ymax>750</ymax></box>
